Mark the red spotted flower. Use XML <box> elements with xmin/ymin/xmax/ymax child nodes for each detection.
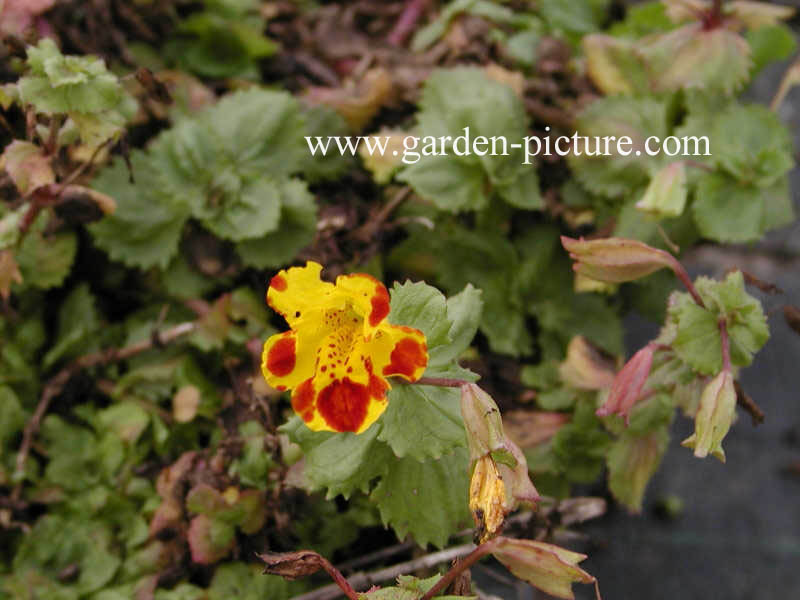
<box><xmin>261</xmin><ymin>262</ymin><xmax>428</xmax><ymax>433</ymax></box>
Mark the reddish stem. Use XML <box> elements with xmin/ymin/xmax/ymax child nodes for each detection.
<box><xmin>319</xmin><ymin>556</ymin><xmax>360</xmax><ymax>600</ymax></box>
<box><xmin>410</xmin><ymin>376</ymin><xmax>469</xmax><ymax>388</ymax></box>
<box><xmin>420</xmin><ymin>543</ymin><xmax>493</xmax><ymax>600</ymax></box>
<box><xmin>703</xmin><ymin>0</ymin><xmax>724</xmax><ymax>29</ymax></box>
<box><xmin>387</xmin><ymin>0</ymin><xmax>431</xmax><ymax>46</ymax></box>
<box><xmin>668</xmin><ymin>258</ymin><xmax>706</xmax><ymax>309</ymax></box>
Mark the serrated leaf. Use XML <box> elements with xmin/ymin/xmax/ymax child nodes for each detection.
<box><xmin>641</xmin><ymin>24</ymin><xmax>752</xmax><ymax>95</ymax></box>
<box><xmin>371</xmin><ymin>447</ymin><xmax>471</xmax><ymax>548</ymax></box>
<box><xmin>692</xmin><ymin>173</ymin><xmax>793</xmax><ymax>243</ymax></box>
<box><xmin>709</xmin><ymin>104</ymin><xmax>794</xmax><ymax>188</ymax></box>
<box><xmin>15</xmin><ymin>230</ymin><xmax>77</xmax><ymax>290</ymax></box>
<box><xmin>281</xmin><ymin>417</ymin><xmax>391</xmax><ymax>499</ymax></box>
<box><xmin>187</xmin><ymin>514</ymin><xmax>236</xmax><ymax>565</ymax></box>
<box><xmin>235</xmin><ymin>178</ymin><xmax>317</xmax><ymax>269</ymax></box>
<box><xmin>671</xmin><ymin>297</ymin><xmax>722</xmax><ymax>375</ymax></box>
<box><xmin>431</xmin><ymin>284</ymin><xmax>483</xmax><ymax>366</ymax></box>
<box><xmin>378</xmin><ymin>384</ymin><xmax>465</xmax><ymax>461</ymax></box>
<box><xmin>0</xmin><ymin>140</ymin><xmax>54</xmax><ymax>194</ymax></box>
<box><xmin>397</xmin><ymin>153</ymin><xmax>488</xmax><ymax>213</ymax></box>
<box><xmin>388</xmin><ymin>281</ymin><xmax>452</xmax><ymax>351</ymax></box>
<box><xmin>208</xmin><ymin>562</ymin><xmax>297</xmax><ymax>600</ymax></box>
<box><xmin>89</xmin><ymin>155</ymin><xmax>189</xmax><ymax>269</ymax></box>
<box><xmin>569</xmin><ymin>96</ymin><xmax>667</xmax><ymax>198</ymax></box>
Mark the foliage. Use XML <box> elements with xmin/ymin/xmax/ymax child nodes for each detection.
<box><xmin>0</xmin><ymin>0</ymin><xmax>796</xmax><ymax>598</ymax></box>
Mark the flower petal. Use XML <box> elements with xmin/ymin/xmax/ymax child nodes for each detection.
<box><xmin>291</xmin><ymin>368</ymin><xmax>389</xmax><ymax>434</ymax></box>
<box><xmin>267</xmin><ymin>262</ymin><xmax>336</xmax><ymax>328</ymax></box>
<box><xmin>262</xmin><ymin>331</ymin><xmax>315</xmax><ymax>391</ymax></box>
<box><xmin>334</xmin><ymin>272</ymin><xmax>391</xmax><ymax>333</ymax></box>
<box><xmin>370</xmin><ymin>325</ymin><xmax>428</xmax><ymax>381</ymax></box>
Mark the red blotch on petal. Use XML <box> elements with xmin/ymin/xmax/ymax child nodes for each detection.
<box><xmin>383</xmin><ymin>335</ymin><xmax>427</xmax><ymax>379</ymax></box>
<box><xmin>267</xmin><ymin>336</ymin><xmax>296</xmax><ymax>377</ymax></box>
<box><xmin>369</xmin><ymin>284</ymin><xmax>391</xmax><ymax>327</ymax></box>
<box><xmin>292</xmin><ymin>378</ymin><xmax>315</xmax><ymax>415</ymax></box>
<box><xmin>317</xmin><ymin>378</ymin><xmax>373</xmax><ymax>432</ymax></box>
<box><xmin>270</xmin><ymin>274</ymin><xmax>287</xmax><ymax>291</ymax></box>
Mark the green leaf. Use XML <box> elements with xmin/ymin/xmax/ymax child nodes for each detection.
<box><xmin>89</xmin><ymin>155</ymin><xmax>189</xmax><ymax>270</ymax></box>
<box><xmin>388</xmin><ymin>281</ymin><xmax>452</xmax><ymax>351</ymax></box>
<box><xmin>15</xmin><ymin>229</ymin><xmax>77</xmax><ymax>290</ymax></box>
<box><xmin>371</xmin><ymin>447</ymin><xmax>471</xmax><ymax>548</ymax></box>
<box><xmin>235</xmin><ymin>179</ymin><xmax>318</xmax><ymax>269</ymax></box>
<box><xmin>281</xmin><ymin>418</ymin><xmax>391</xmax><ymax>500</ymax></box>
<box><xmin>17</xmin><ymin>39</ymin><xmax>135</xmax><ymax>145</ymax></box>
<box><xmin>208</xmin><ymin>562</ymin><xmax>298</xmax><ymax>600</ymax></box>
<box><xmin>397</xmin><ymin>153</ymin><xmax>488</xmax><ymax>213</ymax></box>
<box><xmin>670</xmin><ymin>297</ymin><xmax>723</xmax><ymax>375</ymax></box>
<box><xmin>607</xmin><ymin>427</ymin><xmax>669</xmax><ymax>513</ymax></box>
<box><xmin>692</xmin><ymin>173</ymin><xmax>793</xmax><ymax>243</ymax></box>
<box><xmin>378</xmin><ymin>384</ymin><xmax>465</xmax><ymax>461</ymax></box>
<box><xmin>669</xmin><ymin>271</ymin><xmax>769</xmax><ymax>374</ymax></box>
<box><xmin>228</xmin><ymin>420</ymin><xmax>274</xmax><ymax>489</ymax></box>
<box><xmin>432</xmin><ymin>284</ymin><xmax>483</xmax><ymax>366</ymax></box>
<box><xmin>746</xmin><ymin>24</ymin><xmax>797</xmax><ymax>74</ymax></box>
<box><xmin>13</xmin><ymin>515</ymin><xmax>121</xmax><ymax>595</ymax></box>
<box><xmin>42</xmin><ymin>283</ymin><xmax>101</xmax><ymax>369</ymax></box>
<box><xmin>0</xmin><ymin>385</ymin><xmax>25</xmax><ymax>448</ymax></box>
<box><xmin>569</xmin><ymin>96</ymin><xmax>668</xmax><ymax>198</ymax></box>
<box><xmin>709</xmin><ymin>104</ymin><xmax>794</xmax><ymax>188</ymax></box>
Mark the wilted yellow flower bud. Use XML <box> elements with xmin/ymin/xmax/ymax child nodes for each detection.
<box><xmin>469</xmin><ymin>455</ymin><xmax>507</xmax><ymax>543</ymax></box>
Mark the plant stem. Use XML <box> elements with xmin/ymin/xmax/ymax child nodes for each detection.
<box><xmin>318</xmin><ymin>557</ymin><xmax>360</xmax><ymax>600</ymax></box>
<box><xmin>409</xmin><ymin>376</ymin><xmax>469</xmax><ymax>388</ymax></box>
<box><xmin>387</xmin><ymin>0</ymin><xmax>431</xmax><ymax>46</ymax></box>
<box><xmin>420</xmin><ymin>542</ymin><xmax>494</xmax><ymax>600</ymax></box>
<box><xmin>668</xmin><ymin>258</ymin><xmax>706</xmax><ymax>309</ymax></box>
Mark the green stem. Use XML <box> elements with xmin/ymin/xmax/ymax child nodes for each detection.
<box><xmin>407</xmin><ymin>376</ymin><xmax>469</xmax><ymax>388</ymax></box>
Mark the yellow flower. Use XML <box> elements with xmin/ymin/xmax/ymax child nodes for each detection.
<box><xmin>261</xmin><ymin>262</ymin><xmax>428</xmax><ymax>434</ymax></box>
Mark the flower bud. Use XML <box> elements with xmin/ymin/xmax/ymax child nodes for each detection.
<box><xmin>461</xmin><ymin>384</ymin><xmax>539</xmax><ymax>543</ymax></box>
<box><xmin>561</xmin><ymin>236</ymin><xmax>678</xmax><ymax>283</ymax></box>
<box><xmin>596</xmin><ymin>343</ymin><xmax>656</xmax><ymax>423</ymax></box>
<box><xmin>681</xmin><ymin>370</ymin><xmax>736</xmax><ymax>462</ymax></box>
<box><xmin>635</xmin><ymin>162</ymin><xmax>687</xmax><ymax>219</ymax></box>
<box><xmin>469</xmin><ymin>455</ymin><xmax>507</xmax><ymax>543</ymax></box>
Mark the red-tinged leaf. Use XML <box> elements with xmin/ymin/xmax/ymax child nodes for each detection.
<box><xmin>503</xmin><ymin>410</ymin><xmax>570</xmax><ymax>448</ymax></box>
<box><xmin>490</xmin><ymin>537</ymin><xmax>597</xmax><ymax>600</ymax></box>
<box><xmin>185</xmin><ymin>483</ymin><xmax>227</xmax><ymax>516</ymax></box>
<box><xmin>0</xmin><ymin>140</ymin><xmax>55</xmax><ymax>195</ymax></box>
<box><xmin>596</xmin><ymin>344</ymin><xmax>656</xmax><ymax>423</ymax></box>
<box><xmin>561</xmin><ymin>236</ymin><xmax>678</xmax><ymax>284</ymax></box>
<box><xmin>187</xmin><ymin>514</ymin><xmax>236</xmax><ymax>565</ymax></box>
<box><xmin>237</xmin><ymin>490</ymin><xmax>267</xmax><ymax>534</ymax></box>
<box><xmin>559</xmin><ymin>336</ymin><xmax>617</xmax><ymax>391</ymax></box>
